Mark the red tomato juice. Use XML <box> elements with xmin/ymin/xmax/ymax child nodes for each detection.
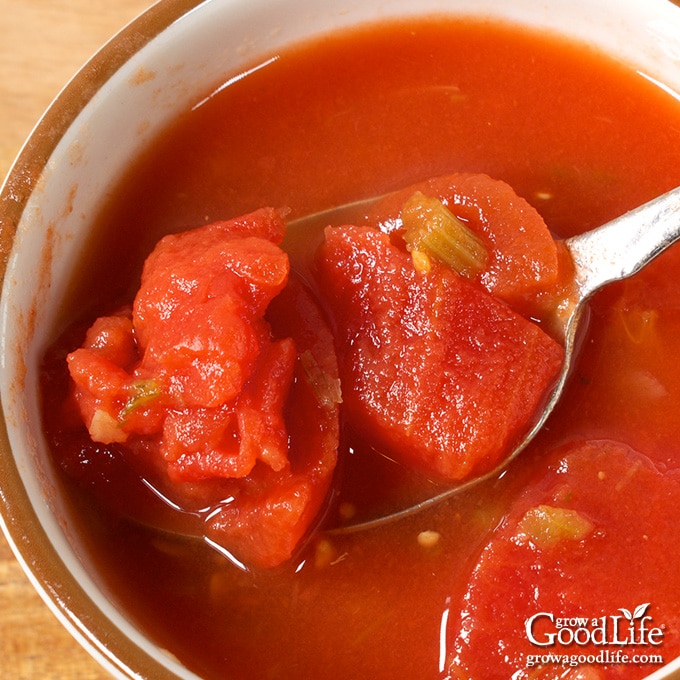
<box><xmin>40</xmin><ymin>17</ymin><xmax>680</xmax><ymax>680</ymax></box>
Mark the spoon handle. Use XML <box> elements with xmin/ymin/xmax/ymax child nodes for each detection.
<box><xmin>565</xmin><ymin>186</ymin><xmax>680</xmax><ymax>299</ymax></box>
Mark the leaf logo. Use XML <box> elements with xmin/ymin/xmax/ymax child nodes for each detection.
<box><xmin>619</xmin><ymin>603</ymin><xmax>650</xmax><ymax>621</ymax></box>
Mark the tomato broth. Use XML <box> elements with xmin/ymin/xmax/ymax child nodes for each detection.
<box><xmin>41</xmin><ymin>18</ymin><xmax>680</xmax><ymax>680</ymax></box>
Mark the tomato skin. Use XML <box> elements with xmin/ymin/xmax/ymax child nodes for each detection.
<box><xmin>317</xmin><ymin>223</ymin><xmax>563</xmax><ymax>481</ymax></box>
<box><xmin>66</xmin><ymin>208</ymin><xmax>340</xmax><ymax>568</ymax></box>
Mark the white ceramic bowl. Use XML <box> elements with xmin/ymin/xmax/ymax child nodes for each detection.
<box><xmin>2</xmin><ymin>0</ymin><xmax>680</xmax><ymax>677</ymax></box>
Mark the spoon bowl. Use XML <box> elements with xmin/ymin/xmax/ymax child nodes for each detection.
<box><xmin>286</xmin><ymin>185</ymin><xmax>680</xmax><ymax>532</ymax></box>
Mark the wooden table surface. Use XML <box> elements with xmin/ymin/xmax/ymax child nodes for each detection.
<box><xmin>0</xmin><ymin>3</ymin><xmax>152</xmax><ymax>677</ymax></box>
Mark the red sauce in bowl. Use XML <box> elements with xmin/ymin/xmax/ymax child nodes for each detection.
<box><xmin>40</xmin><ymin>18</ymin><xmax>680</xmax><ymax>680</ymax></box>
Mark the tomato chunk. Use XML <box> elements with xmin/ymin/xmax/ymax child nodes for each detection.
<box><xmin>67</xmin><ymin>208</ymin><xmax>340</xmax><ymax>568</ymax></box>
<box><xmin>367</xmin><ymin>173</ymin><xmax>561</xmax><ymax>317</ymax></box>
<box><xmin>316</xmin><ymin>224</ymin><xmax>563</xmax><ymax>481</ymax></box>
<box><xmin>448</xmin><ymin>440</ymin><xmax>680</xmax><ymax>679</ymax></box>
<box><xmin>204</xmin><ymin>276</ymin><xmax>342</xmax><ymax>568</ymax></box>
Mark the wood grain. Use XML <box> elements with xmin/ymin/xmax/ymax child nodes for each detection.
<box><xmin>0</xmin><ymin>2</ymin><xmax>152</xmax><ymax>677</ymax></box>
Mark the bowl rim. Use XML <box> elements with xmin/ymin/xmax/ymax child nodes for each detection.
<box><xmin>0</xmin><ymin>2</ymin><xmax>205</xmax><ymax>677</ymax></box>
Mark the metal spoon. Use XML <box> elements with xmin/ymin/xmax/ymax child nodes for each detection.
<box><xmin>286</xmin><ymin>186</ymin><xmax>680</xmax><ymax>532</ymax></box>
